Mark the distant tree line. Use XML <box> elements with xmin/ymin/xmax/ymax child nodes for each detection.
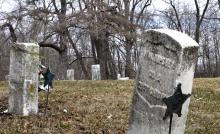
<box><xmin>0</xmin><ymin>0</ymin><xmax>219</xmax><ymax>80</ymax></box>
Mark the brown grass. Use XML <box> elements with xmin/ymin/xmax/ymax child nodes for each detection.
<box><xmin>0</xmin><ymin>79</ymin><xmax>220</xmax><ymax>134</ymax></box>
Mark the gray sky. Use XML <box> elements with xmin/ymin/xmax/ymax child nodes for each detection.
<box><xmin>0</xmin><ymin>0</ymin><xmax>15</xmax><ymax>12</ymax></box>
<box><xmin>0</xmin><ymin>0</ymin><xmax>204</xmax><ymax>12</ymax></box>
<box><xmin>152</xmin><ymin>0</ymin><xmax>197</xmax><ymax>10</ymax></box>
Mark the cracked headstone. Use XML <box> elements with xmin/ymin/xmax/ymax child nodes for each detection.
<box><xmin>128</xmin><ymin>29</ymin><xmax>198</xmax><ymax>134</ymax></box>
<box><xmin>8</xmin><ymin>43</ymin><xmax>39</xmax><ymax>116</ymax></box>
<box><xmin>67</xmin><ymin>69</ymin><xmax>74</xmax><ymax>80</ymax></box>
<box><xmin>91</xmin><ymin>64</ymin><xmax>101</xmax><ymax>80</ymax></box>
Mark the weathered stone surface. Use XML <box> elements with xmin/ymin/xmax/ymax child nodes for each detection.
<box><xmin>91</xmin><ymin>64</ymin><xmax>101</xmax><ymax>80</ymax></box>
<box><xmin>128</xmin><ymin>29</ymin><xmax>198</xmax><ymax>134</ymax></box>
<box><xmin>117</xmin><ymin>74</ymin><xmax>121</xmax><ymax>80</ymax></box>
<box><xmin>8</xmin><ymin>43</ymin><xmax>39</xmax><ymax>116</ymax></box>
<box><xmin>67</xmin><ymin>69</ymin><xmax>74</xmax><ymax>80</ymax></box>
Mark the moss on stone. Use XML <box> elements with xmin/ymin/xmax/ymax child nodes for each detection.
<box><xmin>28</xmin><ymin>84</ymin><xmax>35</xmax><ymax>94</ymax></box>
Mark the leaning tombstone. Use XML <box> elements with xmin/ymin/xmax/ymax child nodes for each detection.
<box><xmin>91</xmin><ymin>64</ymin><xmax>101</xmax><ymax>80</ymax></box>
<box><xmin>128</xmin><ymin>29</ymin><xmax>199</xmax><ymax>134</ymax></box>
<box><xmin>8</xmin><ymin>43</ymin><xmax>39</xmax><ymax>116</ymax></box>
<box><xmin>67</xmin><ymin>69</ymin><xmax>74</xmax><ymax>80</ymax></box>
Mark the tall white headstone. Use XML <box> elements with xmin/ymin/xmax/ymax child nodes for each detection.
<box><xmin>8</xmin><ymin>43</ymin><xmax>39</xmax><ymax>116</ymax></box>
<box><xmin>128</xmin><ymin>29</ymin><xmax>198</xmax><ymax>134</ymax></box>
<box><xmin>91</xmin><ymin>64</ymin><xmax>101</xmax><ymax>80</ymax></box>
<box><xmin>67</xmin><ymin>69</ymin><xmax>74</xmax><ymax>80</ymax></box>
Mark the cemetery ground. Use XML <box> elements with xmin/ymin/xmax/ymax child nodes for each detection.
<box><xmin>0</xmin><ymin>79</ymin><xmax>219</xmax><ymax>134</ymax></box>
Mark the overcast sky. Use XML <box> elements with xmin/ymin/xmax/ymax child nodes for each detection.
<box><xmin>0</xmin><ymin>0</ymin><xmax>15</xmax><ymax>12</ymax></box>
<box><xmin>0</xmin><ymin>0</ymin><xmax>203</xmax><ymax>13</ymax></box>
<box><xmin>152</xmin><ymin>0</ymin><xmax>193</xmax><ymax>10</ymax></box>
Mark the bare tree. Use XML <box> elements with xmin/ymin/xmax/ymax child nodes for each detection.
<box><xmin>163</xmin><ymin>0</ymin><xmax>183</xmax><ymax>32</ymax></box>
<box><xmin>0</xmin><ymin>0</ymin><xmax>91</xmax><ymax>79</ymax></box>
<box><xmin>123</xmin><ymin>0</ymin><xmax>152</xmax><ymax>78</ymax></box>
<box><xmin>2</xmin><ymin>0</ymin><xmax>219</xmax><ymax>80</ymax></box>
<box><xmin>194</xmin><ymin>0</ymin><xmax>210</xmax><ymax>43</ymax></box>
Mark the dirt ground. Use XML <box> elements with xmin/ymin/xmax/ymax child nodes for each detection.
<box><xmin>0</xmin><ymin>79</ymin><xmax>220</xmax><ymax>134</ymax></box>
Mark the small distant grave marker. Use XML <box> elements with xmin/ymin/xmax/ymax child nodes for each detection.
<box><xmin>8</xmin><ymin>43</ymin><xmax>39</xmax><ymax>116</ymax></box>
<box><xmin>117</xmin><ymin>74</ymin><xmax>121</xmax><ymax>80</ymax></box>
<box><xmin>117</xmin><ymin>73</ymin><xmax>129</xmax><ymax>80</ymax></box>
<box><xmin>91</xmin><ymin>64</ymin><xmax>101</xmax><ymax>80</ymax></box>
<box><xmin>128</xmin><ymin>29</ymin><xmax>198</xmax><ymax>134</ymax></box>
<box><xmin>67</xmin><ymin>69</ymin><xmax>74</xmax><ymax>80</ymax></box>
<box><xmin>119</xmin><ymin>77</ymin><xmax>129</xmax><ymax>80</ymax></box>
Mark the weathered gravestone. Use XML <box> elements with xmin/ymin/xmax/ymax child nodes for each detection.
<box><xmin>117</xmin><ymin>74</ymin><xmax>121</xmax><ymax>80</ymax></box>
<box><xmin>119</xmin><ymin>77</ymin><xmax>129</xmax><ymax>80</ymax></box>
<box><xmin>8</xmin><ymin>43</ymin><xmax>39</xmax><ymax>116</ymax></box>
<box><xmin>67</xmin><ymin>69</ymin><xmax>74</xmax><ymax>80</ymax></box>
<box><xmin>91</xmin><ymin>64</ymin><xmax>101</xmax><ymax>80</ymax></box>
<box><xmin>117</xmin><ymin>73</ymin><xmax>129</xmax><ymax>80</ymax></box>
<box><xmin>128</xmin><ymin>29</ymin><xmax>198</xmax><ymax>134</ymax></box>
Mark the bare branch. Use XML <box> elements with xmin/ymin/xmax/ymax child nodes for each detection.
<box><xmin>52</xmin><ymin>0</ymin><xmax>59</xmax><ymax>13</ymax></box>
<box><xmin>69</xmin><ymin>56</ymin><xmax>93</xmax><ymax>65</ymax></box>
<box><xmin>1</xmin><ymin>23</ymin><xmax>17</xmax><ymax>42</ymax></box>
<box><xmin>200</xmin><ymin>0</ymin><xmax>210</xmax><ymax>24</ymax></box>
<box><xmin>136</xmin><ymin>0</ymin><xmax>152</xmax><ymax>24</ymax></box>
<box><xmin>169</xmin><ymin>0</ymin><xmax>183</xmax><ymax>32</ymax></box>
<box><xmin>38</xmin><ymin>42</ymin><xmax>63</xmax><ymax>53</ymax></box>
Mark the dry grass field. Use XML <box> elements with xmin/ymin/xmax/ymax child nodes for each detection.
<box><xmin>0</xmin><ymin>79</ymin><xmax>220</xmax><ymax>134</ymax></box>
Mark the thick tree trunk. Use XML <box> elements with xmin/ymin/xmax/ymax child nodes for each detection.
<box><xmin>90</xmin><ymin>33</ymin><xmax>117</xmax><ymax>80</ymax></box>
<box><xmin>202</xmin><ymin>51</ymin><xmax>207</xmax><ymax>76</ymax></box>
<box><xmin>58</xmin><ymin>50</ymin><xmax>68</xmax><ymax>80</ymax></box>
<box><xmin>91</xmin><ymin>36</ymin><xmax>99</xmax><ymax>64</ymax></box>
<box><xmin>214</xmin><ymin>40</ymin><xmax>220</xmax><ymax>77</ymax></box>
<box><xmin>194</xmin><ymin>9</ymin><xmax>200</xmax><ymax>77</ymax></box>
<box><xmin>117</xmin><ymin>48</ymin><xmax>122</xmax><ymax>75</ymax></box>
<box><xmin>194</xmin><ymin>0</ymin><xmax>210</xmax><ymax>77</ymax></box>
<box><xmin>124</xmin><ymin>0</ymin><xmax>135</xmax><ymax>79</ymax></box>
<box><xmin>67</xmin><ymin>31</ymin><xmax>90</xmax><ymax>79</ymax></box>
<box><xmin>125</xmin><ymin>39</ymin><xmax>134</xmax><ymax>78</ymax></box>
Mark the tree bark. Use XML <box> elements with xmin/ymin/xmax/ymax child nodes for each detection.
<box><xmin>125</xmin><ymin>38</ymin><xmax>134</xmax><ymax>78</ymax></box>
<box><xmin>194</xmin><ymin>0</ymin><xmax>210</xmax><ymax>77</ymax></box>
<box><xmin>90</xmin><ymin>32</ymin><xmax>117</xmax><ymax>80</ymax></box>
<box><xmin>54</xmin><ymin>0</ymin><xmax>69</xmax><ymax>80</ymax></box>
<box><xmin>58</xmin><ymin>50</ymin><xmax>68</xmax><ymax>80</ymax></box>
<box><xmin>67</xmin><ymin>30</ymin><xmax>90</xmax><ymax>79</ymax></box>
